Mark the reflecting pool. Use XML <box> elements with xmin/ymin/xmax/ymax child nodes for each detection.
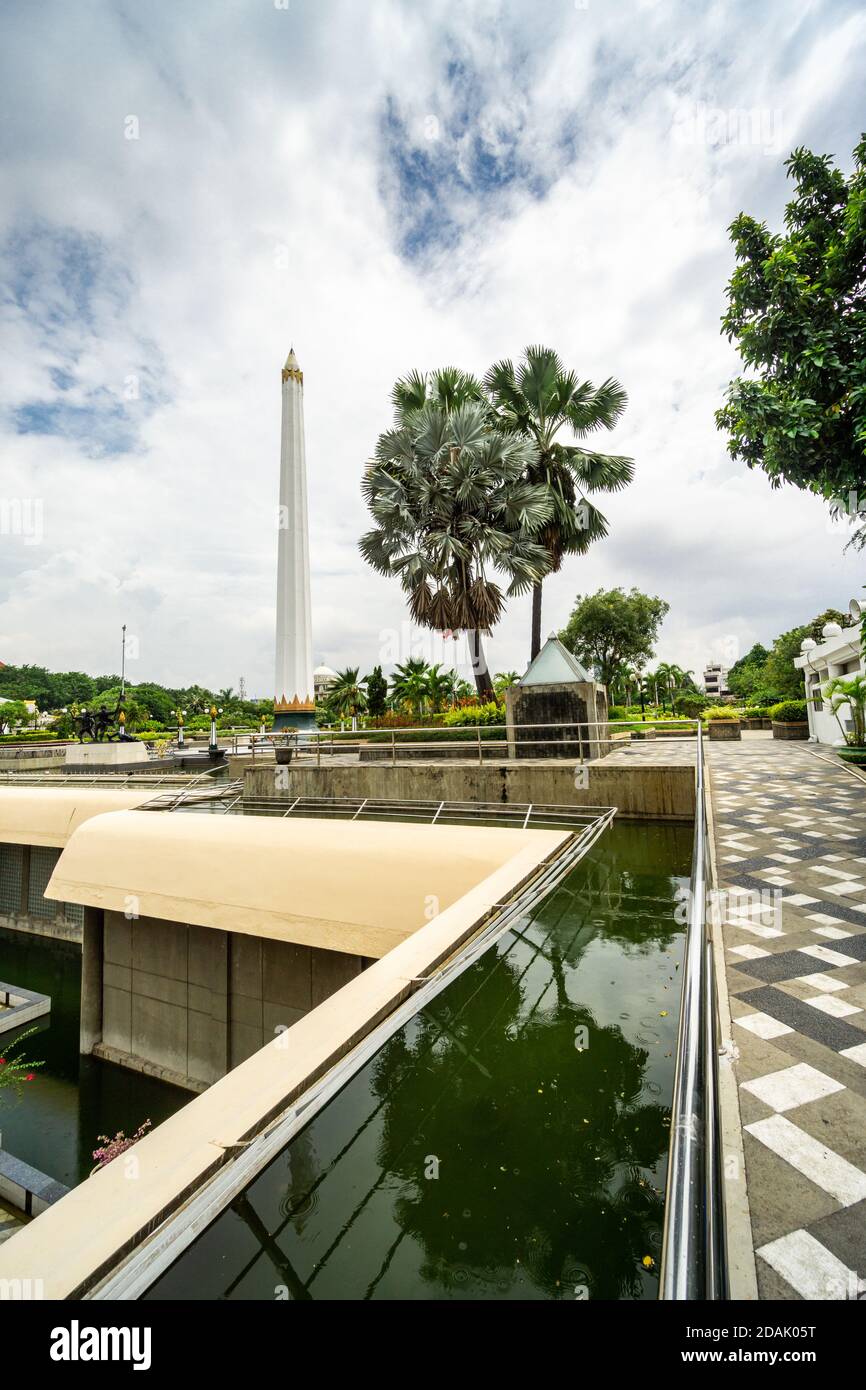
<box><xmin>0</xmin><ymin>928</ymin><xmax>189</xmax><ymax>1187</ymax></box>
<box><xmin>145</xmin><ymin>819</ymin><xmax>691</xmax><ymax>1301</ymax></box>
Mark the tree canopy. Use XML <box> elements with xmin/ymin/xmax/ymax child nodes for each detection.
<box><xmin>716</xmin><ymin>136</ymin><xmax>866</xmax><ymax>541</ymax></box>
<box><xmin>559</xmin><ymin>587</ymin><xmax>669</xmax><ymax>687</ymax></box>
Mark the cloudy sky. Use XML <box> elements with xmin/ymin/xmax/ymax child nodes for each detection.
<box><xmin>1</xmin><ymin>0</ymin><xmax>864</xmax><ymax>696</ymax></box>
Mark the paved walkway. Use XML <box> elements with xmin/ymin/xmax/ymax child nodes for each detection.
<box><xmin>708</xmin><ymin>737</ymin><xmax>866</xmax><ymax>1301</ymax></box>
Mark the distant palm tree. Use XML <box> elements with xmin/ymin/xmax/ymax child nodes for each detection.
<box><xmin>493</xmin><ymin>670</ymin><xmax>520</xmax><ymax>697</ymax></box>
<box><xmin>485</xmin><ymin>345</ymin><xmax>634</xmax><ymax>661</ymax></box>
<box><xmin>425</xmin><ymin>663</ymin><xmax>454</xmax><ymax>714</ymax></box>
<box><xmin>328</xmin><ymin>668</ymin><xmax>367</xmax><ymax>729</ymax></box>
<box><xmin>391</xmin><ymin>658</ymin><xmax>431</xmax><ymax>718</ymax></box>
<box><xmin>361</xmin><ymin>400</ymin><xmax>552</xmax><ymax>700</ymax></box>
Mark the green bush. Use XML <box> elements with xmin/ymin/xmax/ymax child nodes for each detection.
<box><xmin>674</xmin><ymin>693</ymin><xmax>710</xmax><ymax>718</ymax></box>
<box><xmin>608</xmin><ymin>705</ymin><xmax>628</xmax><ymax>721</ymax></box>
<box><xmin>442</xmin><ymin>702</ymin><xmax>503</xmax><ymax>727</ymax></box>
<box><xmin>360</xmin><ymin>726</ymin><xmax>504</xmax><ymax>745</ymax></box>
<box><xmin>703</xmin><ymin>706</ymin><xmax>740</xmax><ymax>721</ymax></box>
<box><xmin>769</xmin><ymin>700</ymin><xmax>808</xmax><ymax>723</ymax></box>
<box><xmin>0</xmin><ymin>732</ymin><xmax>63</xmax><ymax>743</ymax></box>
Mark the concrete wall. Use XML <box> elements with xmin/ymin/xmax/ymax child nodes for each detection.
<box><xmin>246</xmin><ymin>758</ymin><xmax>695</xmax><ymax>820</ymax></box>
<box><xmin>84</xmin><ymin>909</ymin><xmax>369</xmax><ymax>1091</ymax></box>
<box><xmin>0</xmin><ymin>744</ymin><xmax>69</xmax><ymax>771</ymax></box>
<box><xmin>506</xmin><ymin>681</ymin><xmax>609</xmax><ymax>760</ymax></box>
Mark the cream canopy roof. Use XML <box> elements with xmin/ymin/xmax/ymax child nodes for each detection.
<box><xmin>0</xmin><ymin>787</ymin><xmax>162</xmax><ymax>848</ymax></box>
<box><xmin>47</xmin><ymin>811</ymin><xmax>569</xmax><ymax>958</ymax></box>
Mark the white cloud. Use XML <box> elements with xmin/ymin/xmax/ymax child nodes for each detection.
<box><xmin>0</xmin><ymin>0</ymin><xmax>863</xmax><ymax>695</ymax></box>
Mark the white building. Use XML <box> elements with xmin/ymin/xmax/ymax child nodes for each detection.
<box><xmin>794</xmin><ymin>602</ymin><xmax>864</xmax><ymax>744</ymax></box>
<box><xmin>313</xmin><ymin>664</ymin><xmax>339</xmax><ymax>702</ymax></box>
<box><xmin>703</xmin><ymin>663</ymin><xmax>729</xmax><ymax>697</ymax></box>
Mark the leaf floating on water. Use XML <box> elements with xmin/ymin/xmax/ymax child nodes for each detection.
<box><xmin>659</xmin><ymin>1010</ymin><xmax>668</xmax><ymax>1017</ymax></box>
<box><xmin>642</xmin><ymin>1255</ymin><xmax>655</xmax><ymax>1269</ymax></box>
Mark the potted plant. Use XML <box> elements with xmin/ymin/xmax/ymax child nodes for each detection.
<box><xmin>704</xmin><ymin>706</ymin><xmax>741</xmax><ymax>740</ymax></box>
<box><xmin>821</xmin><ymin>675</ymin><xmax>866</xmax><ymax>766</ymax></box>
<box><xmin>770</xmin><ymin>699</ymin><xmax>809</xmax><ymax>740</ymax></box>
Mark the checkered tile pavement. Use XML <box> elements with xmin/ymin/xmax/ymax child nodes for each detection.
<box><xmin>709</xmin><ymin>738</ymin><xmax>866</xmax><ymax>1301</ymax></box>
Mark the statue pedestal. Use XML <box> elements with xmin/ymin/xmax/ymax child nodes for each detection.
<box><xmin>65</xmin><ymin>742</ymin><xmax>149</xmax><ymax>768</ymax></box>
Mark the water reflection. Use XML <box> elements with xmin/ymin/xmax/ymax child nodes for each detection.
<box><xmin>146</xmin><ymin>821</ymin><xmax>691</xmax><ymax>1301</ymax></box>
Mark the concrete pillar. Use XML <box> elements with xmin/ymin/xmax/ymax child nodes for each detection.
<box><xmin>80</xmin><ymin>907</ymin><xmax>104</xmax><ymax>1056</ymax></box>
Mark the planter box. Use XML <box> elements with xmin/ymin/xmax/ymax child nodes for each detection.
<box><xmin>837</xmin><ymin>747</ymin><xmax>866</xmax><ymax>767</ymax></box>
<box><xmin>743</xmin><ymin>718</ymin><xmax>764</xmax><ymax>730</ymax></box>
<box><xmin>772</xmin><ymin>721</ymin><xmax>808</xmax><ymax>741</ymax></box>
<box><xmin>708</xmin><ymin>721</ymin><xmax>741</xmax><ymax>740</ymax></box>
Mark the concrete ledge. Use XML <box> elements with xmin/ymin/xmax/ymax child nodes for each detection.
<box><xmin>91</xmin><ymin>1043</ymin><xmax>208</xmax><ymax>1095</ymax></box>
<box><xmin>0</xmin><ymin>913</ymin><xmax>81</xmax><ymax>944</ymax></box>
<box><xmin>0</xmin><ymin>980</ymin><xmax>51</xmax><ymax>1035</ymax></box>
<box><xmin>245</xmin><ymin>758</ymin><xmax>696</xmax><ymax>821</ymax></box>
<box><xmin>65</xmin><ymin>743</ymin><xmax>149</xmax><ymax>767</ymax></box>
<box><xmin>0</xmin><ymin>1150</ymin><xmax>70</xmax><ymax>1217</ymax></box>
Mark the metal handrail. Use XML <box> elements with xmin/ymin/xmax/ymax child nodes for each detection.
<box><xmin>225</xmin><ymin>717</ymin><xmax>697</xmax><ymax>761</ymax></box>
<box><xmin>660</xmin><ymin>723</ymin><xmax>727</xmax><ymax>1299</ymax></box>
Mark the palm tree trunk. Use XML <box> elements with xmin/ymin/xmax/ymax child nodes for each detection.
<box><xmin>530</xmin><ymin>581</ymin><xmax>543</xmax><ymax>661</ymax></box>
<box><xmin>467</xmin><ymin>629</ymin><xmax>494</xmax><ymax>701</ymax></box>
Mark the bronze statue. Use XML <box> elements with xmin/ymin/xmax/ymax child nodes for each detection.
<box><xmin>77</xmin><ymin>708</ymin><xmax>95</xmax><ymax>742</ymax></box>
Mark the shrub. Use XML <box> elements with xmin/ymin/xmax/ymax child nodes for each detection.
<box><xmin>674</xmin><ymin>693</ymin><xmax>710</xmax><ymax>718</ymax></box>
<box><xmin>608</xmin><ymin>705</ymin><xmax>628</xmax><ymax>721</ymax></box>
<box><xmin>703</xmin><ymin>706</ymin><xmax>741</xmax><ymax>721</ymax></box>
<box><xmin>442</xmin><ymin>701</ymin><xmax>503</xmax><ymax>727</ymax></box>
<box><xmin>770</xmin><ymin>700</ymin><xmax>808</xmax><ymax>723</ymax></box>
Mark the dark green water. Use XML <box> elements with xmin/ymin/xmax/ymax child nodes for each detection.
<box><xmin>145</xmin><ymin>820</ymin><xmax>691</xmax><ymax>1302</ymax></box>
<box><xmin>0</xmin><ymin>928</ymin><xmax>189</xmax><ymax>1186</ymax></box>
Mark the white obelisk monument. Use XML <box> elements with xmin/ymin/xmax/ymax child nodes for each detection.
<box><xmin>273</xmin><ymin>346</ymin><xmax>315</xmax><ymax>729</ymax></box>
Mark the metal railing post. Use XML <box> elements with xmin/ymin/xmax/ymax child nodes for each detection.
<box><xmin>660</xmin><ymin>720</ymin><xmax>726</xmax><ymax>1300</ymax></box>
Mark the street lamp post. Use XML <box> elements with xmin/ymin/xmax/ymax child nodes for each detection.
<box><xmin>209</xmin><ymin>706</ymin><xmax>220</xmax><ymax>755</ymax></box>
<box><xmin>174</xmin><ymin>708</ymin><xmax>186</xmax><ymax>749</ymax></box>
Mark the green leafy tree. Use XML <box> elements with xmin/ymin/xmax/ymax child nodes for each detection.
<box><xmin>807</xmin><ymin>608</ymin><xmax>851</xmax><ymax>640</ymax></box>
<box><xmin>727</xmin><ymin>643</ymin><xmax>771</xmax><ymax>700</ymax></box>
<box><xmin>365</xmin><ymin>666</ymin><xmax>388</xmax><ymax>718</ymax></box>
<box><xmin>716</xmin><ymin>137</ymin><xmax>866</xmax><ymax>543</ymax></box>
<box><xmin>361</xmin><ymin>399</ymin><xmax>553</xmax><ymax>700</ymax></box>
<box><xmin>485</xmin><ymin>345</ymin><xmax>634</xmax><ymax>660</ymax></box>
<box><xmin>559</xmin><ymin>588</ymin><xmax>669</xmax><ymax>689</ymax></box>
<box><xmin>0</xmin><ymin>699</ymin><xmax>31</xmax><ymax>730</ymax></box>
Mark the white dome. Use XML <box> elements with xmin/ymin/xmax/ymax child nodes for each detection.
<box><xmin>800</xmin><ymin>638</ymin><xmax>817</xmax><ymax>652</ymax></box>
<box><xmin>314</xmin><ymin>664</ymin><xmax>338</xmax><ymax>678</ymax></box>
<box><xmin>821</xmin><ymin>622</ymin><xmax>843</xmax><ymax>638</ymax></box>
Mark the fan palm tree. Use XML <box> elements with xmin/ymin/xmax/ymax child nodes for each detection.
<box><xmin>361</xmin><ymin>401</ymin><xmax>553</xmax><ymax>700</ymax></box>
<box><xmin>484</xmin><ymin>345</ymin><xmax>634</xmax><ymax>661</ymax></box>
